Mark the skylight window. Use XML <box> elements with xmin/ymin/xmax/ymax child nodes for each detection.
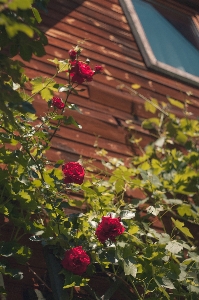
<box><xmin>120</xmin><ymin>0</ymin><xmax>199</xmax><ymax>86</ymax></box>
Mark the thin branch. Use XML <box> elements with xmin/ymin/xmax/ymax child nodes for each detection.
<box><xmin>26</xmin><ymin>263</ymin><xmax>52</xmax><ymax>293</ymax></box>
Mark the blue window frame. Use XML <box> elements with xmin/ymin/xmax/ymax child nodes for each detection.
<box><xmin>120</xmin><ymin>0</ymin><xmax>199</xmax><ymax>86</ymax></box>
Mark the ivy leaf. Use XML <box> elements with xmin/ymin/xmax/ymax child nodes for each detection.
<box><xmin>53</xmin><ymin>169</ymin><xmax>64</xmax><ymax>180</ymax></box>
<box><xmin>145</xmin><ymin>98</ymin><xmax>158</xmax><ymax>114</ymax></box>
<box><xmin>115</xmin><ymin>179</ymin><xmax>124</xmax><ymax>194</ymax></box>
<box><xmin>19</xmin><ymin>190</ymin><xmax>31</xmax><ymax>202</ymax></box>
<box><xmin>154</xmin><ymin>136</ymin><xmax>165</xmax><ymax>148</ymax></box>
<box><xmin>131</xmin><ymin>83</ymin><xmax>141</xmax><ymax>90</ymax></box>
<box><xmin>32</xmin><ymin>7</ymin><xmax>42</xmax><ymax>23</ymax></box>
<box><xmin>146</xmin><ymin>205</ymin><xmax>164</xmax><ymax>216</ymax></box>
<box><xmin>63</xmin><ymin>116</ymin><xmax>82</xmax><ymax>129</ymax></box>
<box><xmin>128</xmin><ymin>225</ymin><xmax>139</xmax><ymax>235</ymax></box>
<box><xmin>67</xmin><ymin>103</ymin><xmax>82</xmax><ymax>114</ymax></box>
<box><xmin>120</xmin><ymin>210</ymin><xmax>135</xmax><ymax>220</ymax></box>
<box><xmin>123</xmin><ymin>259</ymin><xmax>137</xmax><ymax>278</ymax></box>
<box><xmin>161</xmin><ymin>276</ymin><xmax>175</xmax><ymax>289</ymax></box>
<box><xmin>171</xmin><ymin>218</ymin><xmax>194</xmax><ymax>238</ymax></box>
<box><xmin>43</xmin><ymin>172</ymin><xmax>55</xmax><ymax>187</ymax></box>
<box><xmin>154</xmin><ymin>278</ymin><xmax>170</xmax><ymax>300</ymax></box>
<box><xmin>142</xmin><ymin>118</ymin><xmax>160</xmax><ymax>129</ymax></box>
<box><xmin>165</xmin><ymin>241</ymin><xmax>183</xmax><ymax>254</ymax></box>
<box><xmin>167</xmin><ymin>97</ymin><xmax>184</xmax><ymax>109</ymax></box>
<box><xmin>48</xmin><ymin>58</ymin><xmax>59</xmax><ymax>64</ymax></box>
<box><xmin>177</xmin><ymin>204</ymin><xmax>192</xmax><ymax>217</ymax></box>
<box><xmin>32</xmin><ymin>179</ymin><xmax>42</xmax><ymax>187</ymax></box>
<box><xmin>8</xmin><ymin>0</ymin><xmax>33</xmax><ymax>10</ymax></box>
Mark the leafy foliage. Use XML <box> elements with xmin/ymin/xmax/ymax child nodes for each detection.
<box><xmin>0</xmin><ymin>3</ymin><xmax>199</xmax><ymax>299</ymax></box>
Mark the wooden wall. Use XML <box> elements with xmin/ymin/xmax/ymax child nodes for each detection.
<box><xmin>4</xmin><ymin>0</ymin><xmax>199</xmax><ymax>298</ymax></box>
<box><xmin>24</xmin><ymin>0</ymin><xmax>199</xmax><ymax>164</ymax></box>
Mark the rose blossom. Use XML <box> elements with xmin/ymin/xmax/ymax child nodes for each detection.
<box><xmin>69</xmin><ymin>61</ymin><xmax>94</xmax><ymax>84</ymax></box>
<box><xmin>62</xmin><ymin>162</ymin><xmax>85</xmax><ymax>184</ymax></box>
<box><xmin>52</xmin><ymin>96</ymin><xmax>65</xmax><ymax>110</ymax></box>
<box><xmin>68</xmin><ymin>49</ymin><xmax>77</xmax><ymax>60</ymax></box>
<box><xmin>94</xmin><ymin>65</ymin><xmax>103</xmax><ymax>73</ymax></box>
<box><xmin>96</xmin><ymin>216</ymin><xmax>125</xmax><ymax>243</ymax></box>
<box><xmin>62</xmin><ymin>246</ymin><xmax>90</xmax><ymax>275</ymax></box>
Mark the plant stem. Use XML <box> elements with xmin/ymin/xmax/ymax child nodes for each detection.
<box><xmin>48</xmin><ymin>89</ymin><xmax>71</xmax><ymax>142</ymax></box>
<box><xmin>26</xmin><ymin>263</ymin><xmax>52</xmax><ymax>292</ymax></box>
<box><xmin>128</xmin><ymin>277</ymin><xmax>143</xmax><ymax>300</ymax></box>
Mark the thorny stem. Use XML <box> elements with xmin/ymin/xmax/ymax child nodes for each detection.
<box><xmin>105</xmin><ymin>271</ymin><xmax>135</xmax><ymax>297</ymax></box>
<box><xmin>25</xmin><ymin>146</ymin><xmax>45</xmax><ymax>182</ymax></box>
<box><xmin>48</xmin><ymin>89</ymin><xmax>71</xmax><ymax>142</ymax></box>
<box><xmin>70</xmin><ymin>287</ymin><xmax>74</xmax><ymax>300</ymax></box>
<box><xmin>26</xmin><ymin>263</ymin><xmax>52</xmax><ymax>293</ymax></box>
<box><xmin>118</xmin><ymin>82</ymin><xmax>169</xmax><ymax>117</ymax></box>
<box><xmin>129</xmin><ymin>278</ymin><xmax>143</xmax><ymax>300</ymax></box>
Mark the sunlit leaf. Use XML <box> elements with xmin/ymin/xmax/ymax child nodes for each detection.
<box><xmin>32</xmin><ymin>7</ymin><xmax>42</xmax><ymax>23</ymax></box>
<box><xmin>131</xmin><ymin>84</ymin><xmax>141</xmax><ymax>90</ymax></box>
<box><xmin>171</xmin><ymin>218</ymin><xmax>193</xmax><ymax>238</ymax></box>
<box><xmin>167</xmin><ymin>97</ymin><xmax>184</xmax><ymax>109</ymax></box>
<box><xmin>145</xmin><ymin>98</ymin><xmax>158</xmax><ymax>114</ymax></box>
<box><xmin>124</xmin><ymin>259</ymin><xmax>137</xmax><ymax>277</ymax></box>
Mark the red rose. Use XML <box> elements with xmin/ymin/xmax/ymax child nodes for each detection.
<box><xmin>62</xmin><ymin>162</ymin><xmax>85</xmax><ymax>184</ymax></box>
<box><xmin>61</xmin><ymin>246</ymin><xmax>90</xmax><ymax>275</ymax></box>
<box><xmin>52</xmin><ymin>96</ymin><xmax>65</xmax><ymax>110</ymax></box>
<box><xmin>94</xmin><ymin>65</ymin><xmax>103</xmax><ymax>73</ymax></box>
<box><xmin>96</xmin><ymin>216</ymin><xmax>125</xmax><ymax>243</ymax></box>
<box><xmin>69</xmin><ymin>61</ymin><xmax>94</xmax><ymax>84</ymax></box>
<box><xmin>68</xmin><ymin>49</ymin><xmax>77</xmax><ymax>60</ymax></box>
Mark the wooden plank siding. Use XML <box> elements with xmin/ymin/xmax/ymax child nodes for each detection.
<box><xmin>4</xmin><ymin>0</ymin><xmax>199</xmax><ymax>298</ymax></box>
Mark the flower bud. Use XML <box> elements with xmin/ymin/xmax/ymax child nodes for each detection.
<box><xmin>68</xmin><ymin>49</ymin><xmax>77</xmax><ymax>60</ymax></box>
<box><xmin>94</xmin><ymin>65</ymin><xmax>103</xmax><ymax>73</ymax></box>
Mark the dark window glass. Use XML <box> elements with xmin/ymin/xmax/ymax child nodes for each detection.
<box><xmin>132</xmin><ymin>0</ymin><xmax>199</xmax><ymax>76</ymax></box>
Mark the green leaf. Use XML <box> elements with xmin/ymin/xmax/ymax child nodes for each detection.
<box><xmin>115</xmin><ymin>179</ymin><xmax>124</xmax><ymax>193</ymax></box>
<box><xmin>32</xmin><ymin>7</ymin><xmax>42</xmax><ymax>23</ymax></box>
<box><xmin>177</xmin><ymin>204</ymin><xmax>192</xmax><ymax>217</ymax></box>
<box><xmin>167</xmin><ymin>97</ymin><xmax>184</xmax><ymax>109</ymax></box>
<box><xmin>123</xmin><ymin>259</ymin><xmax>137</xmax><ymax>277</ymax></box>
<box><xmin>131</xmin><ymin>83</ymin><xmax>141</xmax><ymax>90</ymax></box>
<box><xmin>128</xmin><ymin>225</ymin><xmax>139</xmax><ymax>235</ymax></box>
<box><xmin>171</xmin><ymin>218</ymin><xmax>194</xmax><ymax>238</ymax></box>
<box><xmin>5</xmin><ymin>20</ymin><xmax>34</xmax><ymax>38</ymax></box>
<box><xmin>48</xmin><ymin>58</ymin><xmax>59</xmax><ymax>64</ymax></box>
<box><xmin>154</xmin><ymin>278</ymin><xmax>170</xmax><ymax>300</ymax></box>
<box><xmin>19</xmin><ymin>190</ymin><xmax>31</xmax><ymax>201</ymax></box>
<box><xmin>8</xmin><ymin>0</ymin><xmax>33</xmax><ymax>10</ymax></box>
<box><xmin>53</xmin><ymin>169</ymin><xmax>64</xmax><ymax>180</ymax></box>
<box><xmin>165</xmin><ymin>241</ymin><xmax>183</xmax><ymax>254</ymax></box>
<box><xmin>142</xmin><ymin>118</ymin><xmax>160</xmax><ymax>129</ymax></box>
<box><xmin>67</xmin><ymin>103</ymin><xmax>82</xmax><ymax>113</ymax></box>
<box><xmin>31</xmin><ymin>77</ymin><xmax>57</xmax><ymax>101</ymax></box>
<box><xmin>120</xmin><ymin>210</ymin><xmax>135</xmax><ymax>220</ymax></box>
<box><xmin>32</xmin><ymin>179</ymin><xmax>42</xmax><ymax>187</ymax></box>
<box><xmin>43</xmin><ymin>172</ymin><xmax>55</xmax><ymax>187</ymax></box>
<box><xmin>154</xmin><ymin>136</ymin><xmax>165</xmax><ymax>148</ymax></box>
<box><xmin>145</xmin><ymin>98</ymin><xmax>158</xmax><ymax>114</ymax></box>
<box><xmin>63</xmin><ymin>116</ymin><xmax>82</xmax><ymax>129</ymax></box>
<box><xmin>176</xmin><ymin>131</ymin><xmax>188</xmax><ymax>145</ymax></box>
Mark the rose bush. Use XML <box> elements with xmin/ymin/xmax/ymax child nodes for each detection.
<box><xmin>62</xmin><ymin>246</ymin><xmax>90</xmax><ymax>275</ymax></box>
<box><xmin>95</xmin><ymin>216</ymin><xmax>125</xmax><ymax>243</ymax></box>
<box><xmin>0</xmin><ymin>8</ymin><xmax>199</xmax><ymax>298</ymax></box>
